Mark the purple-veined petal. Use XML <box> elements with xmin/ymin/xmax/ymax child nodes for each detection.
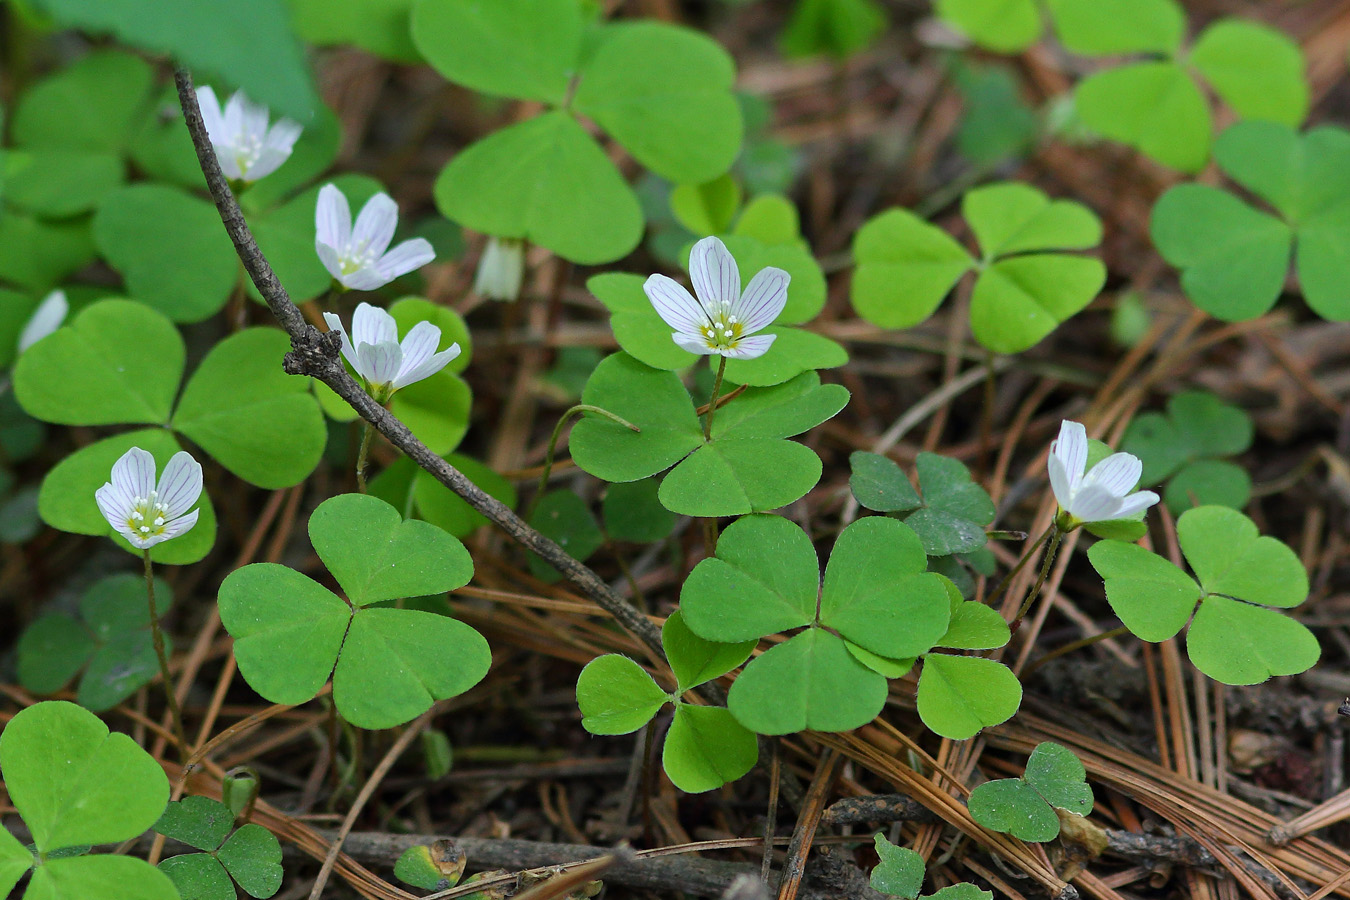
<box><xmin>1047</xmin><ymin>452</ymin><xmax>1072</xmax><ymax>510</ymax></box>
<box><xmin>18</xmin><ymin>290</ymin><xmax>68</xmax><ymax>353</ymax></box>
<box><xmin>396</xmin><ymin>343</ymin><xmax>461</xmax><ymax>389</ymax></box>
<box><xmin>689</xmin><ymin>236</ymin><xmax>739</xmax><ymax>309</ymax></box>
<box><xmin>95</xmin><ymin>483</ymin><xmax>130</xmax><ymax>533</ymax></box>
<box><xmin>644</xmin><ymin>274</ymin><xmax>707</xmax><ymax>335</ymax></box>
<box><xmin>112</xmin><ymin>447</ymin><xmax>157</xmax><ymax>506</ymax></box>
<box><xmin>733</xmin><ymin>267</ymin><xmax>789</xmax><ymax>334</ymax></box>
<box><xmin>720</xmin><ymin>333</ymin><xmax>776</xmax><ymax>359</ymax></box>
<box><xmin>158</xmin><ymin>508</ymin><xmax>200</xmax><ymax>543</ymax></box>
<box><xmin>156</xmin><ymin>451</ymin><xmax>203</xmax><ymax>519</ymax></box>
<box><xmin>357</xmin><ymin>341</ymin><xmax>401</xmax><ymax>387</ymax></box>
<box><xmin>315</xmin><ymin>242</ymin><xmax>344</xmax><ymax>282</ymax></box>
<box><xmin>376</xmin><ymin>239</ymin><xmax>435</xmax><ymax>281</ymax></box>
<box><xmin>1112</xmin><ymin>490</ymin><xmax>1160</xmax><ymax>520</ymax></box>
<box><xmin>321</xmin><ymin>312</ymin><xmax>358</xmax><ymax>370</ymax></box>
<box><xmin>1066</xmin><ymin>484</ymin><xmax>1121</xmax><ymax>523</ymax></box>
<box><xmin>394</xmin><ymin>321</ymin><xmax>440</xmax><ymax>379</ymax></box>
<box><xmin>353</xmin><ymin>192</ymin><xmax>399</xmax><ymax>260</ymax></box>
<box><xmin>673</xmin><ymin>332</ymin><xmax>717</xmax><ymax>355</ymax></box>
<box><xmin>351</xmin><ymin>302</ymin><xmax>397</xmax><ymax>349</ymax></box>
<box><xmin>340</xmin><ymin>267</ymin><xmax>393</xmax><ymax>292</ymax></box>
<box><xmin>1051</xmin><ymin>420</ymin><xmax>1088</xmax><ymax>494</ymax></box>
<box><xmin>1080</xmin><ymin>452</ymin><xmax>1142</xmax><ymax>498</ymax></box>
<box><xmin>315</xmin><ymin>184</ymin><xmax>351</xmax><ymax>253</ymax></box>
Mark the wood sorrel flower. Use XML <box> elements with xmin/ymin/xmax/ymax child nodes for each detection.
<box><xmin>1048</xmin><ymin>420</ymin><xmax>1159</xmax><ymax>525</ymax></box>
<box><xmin>644</xmin><ymin>236</ymin><xmax>790</xmax><ymax>359</ymax></box>
<box><xmin>196</xmin><ymin>86</ymin><xmax>302</xmax><ymax>183</ymax></box>
<box><xmin>473</xmin><ymin>237</ymin><xmax>526</xmax><ymax>301</ymax></box>
<box><xmin>315</xmin><ymin>184</ymin><xmax>435</xmax><ymax>291</ymax></box>
<box><xmin>16</xmin><ymin>289</ymin><xmax>67</xmax><ymax>354</ymax></box>
<box><xmin>96</xmin><ymin>448</ymin><xmax>203</xmax><ymax>549</ymax></box>
<box><xmin>322</xmin><ymin>302</ymin><xmax>461</xmax><ymax>399</ymax></box>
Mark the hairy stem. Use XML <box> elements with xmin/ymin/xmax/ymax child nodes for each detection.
<box><xmin>703</xmin><ymin>356</ymin><xmax>728</xmax><ymax>441</ymax></box>
<box><xmin>985</xmin><ymin>522</ymin><xmax>1055</xmax><ymax>610</ymax></box>
<box><xmin>1013</xmin><ymin>526</ymin><xmax>1064</xmax><ymax>629</ymax></box>
<box><xmin>144</xmin><ymin>551</ymin><xmax>189</xmax><ymax>761</ymax></box>
<box><xmin>355</xmin><ymin>421</ymin><xmax>374</xmax><ymax>493</ymax></box>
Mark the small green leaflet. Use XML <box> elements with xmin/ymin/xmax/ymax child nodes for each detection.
<box><xmin>968</xmin><ymin>742</ymin><xmax>1093</xmax><ymax>842</ymax></box>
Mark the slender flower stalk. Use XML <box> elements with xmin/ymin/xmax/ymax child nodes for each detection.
<box><xmin>644</xmin><ymin>236</ymin><xmax>789</xmax><ymax>359</ymax></box>
<box><xmin>196</xmin><ymin>86</ymin><xmax>302</xmax><ymax>184</ymax></box>
<box><xmin>315</xmin><ymin>185</ymin><xmax>435</xmax><ymax>291</ymax></box>
<box><xmin>95</xmin><ymin>447</ymin><xmax>203</xmax><ymax>759</ymax></box>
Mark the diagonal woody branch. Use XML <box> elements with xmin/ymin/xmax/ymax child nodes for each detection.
<box><xmin>172</xmin><ymin>69</ymin><xmax>664</xmax><ymax>659</ymax></box>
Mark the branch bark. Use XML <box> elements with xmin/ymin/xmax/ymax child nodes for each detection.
<box><xmin>171</xmin><ymin>69</ymin><xmax>664</xmax><ymax>660</ymax></box>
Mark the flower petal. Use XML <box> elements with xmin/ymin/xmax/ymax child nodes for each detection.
<box><xmin>315</xmin><ymin>184</ymin><xmax>351</xmax><ymax>253</ymax></box>
<box><xmin>351</xmin><ymin>302</ymin><xmax>397</xmax><ymax>349</ymax></box>
<box><xmin>644</xmin><ymin>274</ymin><xmax>707</xmax><ymax>335</ymax></box>
<box><xmin>1047</xmin><ymin>452</ymin><xmax>1072</xmax><ymax>510</ymax></box>
<box><xmin>156</xmin><ymin>451</ymin><xmax>203</xmax><ymax>519</ymax></box>
<box><xmin>353</xmin><ymin>192</ymin><xmax>399</xmax><ymax>260</ymax></box>
<box><xmin>1051</xmin><ymin>420</ymin><xmax>1088</xmax><ymax>494</ymax></box>
<box><xmin>95</xmin><ymin>483</ymin><xmax>130</xmax><ymax>534</ymax></box>
<box><xmin>396</xmin><ymin>343</ymin><xmax>461</xmax><ymax>389</ymax></box>
<box><xmin>316</xmin><ymin>243</ymin><xmax>343</xmax><ymax>282</ymax></box>
<box><xmin>1112</xmin><ymin>490</ymin><xmax>1160</xmax><ymax>520</ymax></box>
<box><xmin>158</xmin><ymin>508</ymin><xmax>200</xmax><ymax>543</ymax></box>
<box><xmin>339</xmin><ymin>267</ymin><xmax>392</xmax><ymax>292</ymax></box>
<box><xmin>112</xmin><ymin>447</ymin><xmax>157</xmax><ymax>506</ymax></box>
<box><xmin>221</xmin><ymin>91</ymin><xmax>246</xmax><ymax>144</ymax></box>
<box><xmin>1080</xmin><ymin>452</ymin><xmax>1143</xmax><ymax>498</ymax></box>
<box><xmin>689</xmin><ymin>236</ymin><xmax>739</xmax><ymax>309</ymax></box>
<box><xmin>322</xmin><ymin>311</ymin><xmax>359</xmax><ymax>370</ymax></box>
<box><xmin>1066</xmin><ymin>484</ymin><xmax>1121</xmax><ymax>523</ymax></box>
<box><xmin>393</xmin><ymin>321</ymin><xmax>440</xmax><ymax>383</ymax></box>
<box><xmin>195</xmin><ymin>86</ymin><xmax>226</xmax><ymax>141</ymax></box>
<box><xmin>720</xmin><ymin>333</ymin><xmax>776</xmax><ymax>359</ymax></box>
<box><xmin>673</xmin><ymin>332</ymin><xmax>717</xmax><ymax>355</ymax></box>
<box><xmin>733</xmin><ymin>267</ymin><xmax>789</xmax><ymax>334</ymax></box>
<box><xmin>376</xmin><ymin>239</ymin><xmax>435</xmax><ymax>281</ymax></box>
<box><xmin>18</xmin><ymin>289</ymin><xmax>68</xmax><ymax>353</ymax></box>
<box><xmin>357</xmin><ymin>341</ymin><xmax>401</xmax><ymax>387</ymax></box>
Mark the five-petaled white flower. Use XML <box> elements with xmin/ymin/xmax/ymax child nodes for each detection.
<box><xmin>323</xmin><ymin>302</ymin><xmax>461</xmax><ymax>398</ymax></box>
<box><xmin>1048</xmin><ymin>420</ymin><xmax>1159</xmax><ymax>525</ymax></box>
<box><xmin>644</xmin><ymin>236</ymin><xmax>789</xmax><ymax>360</ymax></box>
<box><xmin>196</xmin><ymin>86</ymin><xmax>302</xmax><ymax>184</ymax></box>
<box><xmin>96</xmin><ymin>448</ymin><xmax>203</xmax><ymax>549</ymax></box>
<box><xmin>17</xmin><ymin>289</ymin><xmax>68</xmax><ymax>354</ymax></box>
<box><xmin>315</xmin><ymin>184</ymin><xmax>435</xmax><ymax>292</ymax></box>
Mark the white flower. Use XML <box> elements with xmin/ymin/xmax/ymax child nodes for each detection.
<box><xmin>1048</xmin><ymin>420</ymin><xmax>1160</xmax><ymax>524</ymax></box>
<box><xmin>643</xmin><ymin>236</ymin><xmax>789</xmax><ymax>360</ymax></box>
<box><xmin>315</xmin><ymin>184</ymin><xmax>436</xmax><ymax>291</ymax></box>
<box><xmin>473</xmin><ymin>237</ymin><xmax>525</xmax><ymax>301</ymax></box>
<box><xmin>196</xmin><ymin>86</ymin><xmax>302</xmax><ymax>183</ymax></box>
<box><xmin>322</xmin><ymin>302</ymin><xmax>461</xmax><ymax>396</ymax></box>
<box><xmin>17</xmin><ymin>289</ymin><xmax>68</xmax><ymax>354</ymax></box>
<box><xmin>95</xmin><ymin>448</ymin><xmax>203</xmax><ymax>549</ymax></box>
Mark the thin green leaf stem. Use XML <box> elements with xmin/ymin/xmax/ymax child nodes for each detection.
<box><xmin>529</xmin><ymin>404</ymin><xmax>641</xmax><ymax>517</ymax></box>
<box><xmin>143</xmin><ymin>550</ymin><xmax>189</xmax><ymax>761</ymax></box>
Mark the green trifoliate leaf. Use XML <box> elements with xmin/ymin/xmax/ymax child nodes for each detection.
<box><xmin>820</xmin><ymin>517</ymin><xmax>950</xmax><ymax>659</ymax></box>
<box><xmin>658</xmin><ymin>439</ymin><xmax>822</xmax><ymax>517</ymax></box>
<box><xmin>159</xmin><ymin>853</ymin><xmax>235</xmax><ymax>900</ymax></box>
<box><xmin>1122</xmin><ymin>391</ymin><xmax>1253</xmax><ymax>514</ymax></box>
<box><xmin>1177</xmin><ymin>506</ymin><xmax>1307</xmax><ymax>608</ymax></box>
<box><xmin>662</xmin><ymin>610</ymin><xmax>755</xmax><ymax>693</ymax></box>
<box><xmin>574</xmin><ymin>22</ymin><xmax>742</xmax><ymax>184</ymax></box>
<box><xmin>434</xmin><ymin>112</ymin><xmax>643</xmax><ymax>265</ymax></box>
<box><xmin>10</xmin><ymin>50</ymin><xmax>154</xmax><ymax>153</ymax></box>
<box><xmin>4</xmin><ymin>149</ymin><xmax>123</xmax><ymax>218</ymax></box>
<box><xmin>780</xmin><ymin>0</ymin><xmax>886</xmax><ymax>59</ymax></box>
<box><xmin>1185</xmin><ymin>595</ymin><xmax>1320</xmax><ymax>686</ymax></box>
<box><xmin>728</xmin><ymin>628</ymin><xmax>888</xmax><ymax>734</ymax></box>
<box><xmin>850</xmin><ymin>209</ymin><xmax>974</xmax><ymax>330</ymax></box>
<box><xmin>31</xmin><ymin>855</ymin><xmax>180</xmax><ymax>900</ymax></box>
<box><xmin>848</xmin><ymin>451</ymin><xmax>922</xmax><ymax>513</ymax></box>
<box><xmin>603</xmin><ymin>478</ymin><xmax>676</xmax><ymax>543</ymax></box>
<box><xmin>1088</xmin><ymin>540</ymin><xmax>1201</xmax><ymax>641</ymax></box>
<box><xmin>680</xmin><ymin>513</ymin><xmax>820</xmax><ymax>643</ymax></box>
<box><xmin>0</xmin><ymin>701</ymin><xmax>169</xmax><ymax>852</ymax></box>
<box><xmin>527</xmin><ymin>491</ymin><xmax>605</xmax><ymax>582</ymax></box>
<box><xmin>154</xmin><ymin>797</ymin><xmax>233</xmax><ymax>852</ymax></box>
<box><xmin>902</xmin><ymin>453</ymin><xmax>997</xmax><ymax>557</ymax></box>
<box><xmin>37</xmin><ymin>428</ymin><xmax>218</xmax><ymax>565</ymax></box>
<box><xmin>171</xmin><ymin>328</ymin><xmax>327</xmax><ymax>489</ymax></box>
<box><xmin>0</xmin><ymin>212</ymin><xmax>98</xmax><ymax>293</ymax></box>
<box><xmin>411</xmin><ymin>0</ymin><xmax>584</xmax><ymax>104</ymax></box>
<box><xmin>14</xmin><ymin>299</ymin><xmax>184</xmax><ymax>426</ymax></box>
<box><xmin>215</xmin><ymin>823</ymin><xmax>283</xmax><ymax>898</ymax></box>
<box><xmin>870</xmin><ymin>834</ymin><xmax>923</xmax><ymax>899</ymax></box>
<box><xmin>1076</xmin><ymin>62</ymin><xmax>1211</xmax><ymax>173</ymax></box>
<box><xmin>93</xmin><ymin>184</ymin><xmax>239</xmax><ymax>322</ymax></box>
<box><xmin>291</xmin><ymin>0</ymin><xmax>422</xmax><ymax>63</ymax></box>
<box><xmin>309</xmin><ymin>493</ymin><xmax>474</xmax><ymax>606</ymax></box>
<box><xmin>670</xmin><ymin>174</ymin><xmax>742</xmax><ymax>236</ymax></box>
<box><xmin>662</xmin><ymin>704</ymin><xmax>757</xmax><ymax>793</ymax></box>
<box><xmin>935</xmin><ymin>0</ymin><xmax>1041</xmax><ymax>52</ymax></box>
<box><xmin>915</xmin><ymin>654</ymin><xmax>1021</xmax><ymax>740</ymax></box>
<box><xmin>1046</xmin><ymin>0</ymin><xmax>1183</xmax><ymax>55</ymax></box>
<box><xmin>964</xmin><ymin>181</ymin><xmax>1102</xmax><ymax>258</ymax></box>
<box><xmin>576</xmin><ymin>654</ymin><xmax>668</xmax><ymax>735</ymax></box>
<box><xmin>1189</xmin><ymin>19</ymin><xmax>1308</xmax><ymax>127</ymax></box>
<box><xmin>967</xmin><ymin>742</ymin><xmax>1090</xmax><ymax>841</ymax></box>
<box><xmin>1164</xmin><ymin>460</ymin><xmax>1251</xmax><ymax>514</ymax></box>
<box><xmin>970</xmin><ymin>254</ymin><xmax>1106</xmax><ymax>355</ymax></box>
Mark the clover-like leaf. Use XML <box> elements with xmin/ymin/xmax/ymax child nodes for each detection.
<box><xmin>850</xmin><ymin>209</ymin><xmax>973</xmax><ymax>330</ymax></box>
<box><xmin>574</xmin><ymin>22</ymin><xmax>742</xmax><ymax>184</ymax></box>
<box><xmin>220</xmin><ymin>494</ymin><xmax>488</xmax><ymax>728</ymax></box>
<box><xmin>662</xmin><ymin>610</ymin><xmax>755</xmax><ymax>694</ymax></box>
<box><xmin>576</xmin><ymin>654</ymin><xmax>668</xmax><ymax>735</ymax></box>
<box><xmin>1186</xmin><ymin>596</ymin><xmax>1320</xmax><ymax>686</ymax></box>
<box><xmin>1189</xmin><ymin>19</ymin><xmax>1308</xmax><ymax>127</ymax></box>
<box><xmin>434</xmin><ymin>112</ymin><xmax>643</xmax><ymax>265</ymax></box>
<box><xmin>14</xmin><ymin>298</ymin><xmax>184</xmax><ymax>426</ymax></box>
<box><xmin>603</xmin><ymin>478</ymin><xmax>677</xmax><ymax>544</ymax></box>
<box><xmin>935</xmin><ymin>0</ymin><xmax>1041</xmax><ymax>52</ymax></box>
<box><xmin>904</xmin><ymin>453</ymin><xmax>996</xmax><ymax>556</ymax></box>
<box><xmin>157</xmin><ymin>799</ymin><xmax>282</xmax><ymax>900</ymax></box>
<box><xmin>155</xmin><ymin>797</ymin><xmax>234</xmax><ymax>852</ymax></box>
<box><xmin>1076</xmin><ymin>62</ymin><xmax>1211</xmax><ymax>173</ymax></box>
<box><xmin>10</xmin><ymin>50</ymin><xmax>155</xmax><ymax>153</ymax></box>
<box><xmin>1178</xmin><ymin>506</ymin><xmax>1307</xmax><ymax>608</ymax></box>
<box><xmin>662</xmin><ymin>704</ymin><xmax>758</xmax><ymax>793</ymax></box>
<box><xmin>968</xmin><ymin>742</ymin><xmax>1091</xmax><ymax>841</ymax></box>
<box><xmin>849</xmin><ymin>451</ymin><xmax>922</xmax><ymax>512</ymax></box>
<box><xmin>870</xmin><ymin>834</ymin><xmax>924</xmax><ymax>898</ymax></box>
<box><xmin>915</xmin><ymin>654</ymin><xmax>1021</xmax><ymax>740</ymax></box>
<box><xmin>1164</xmin><ymin>460</ymin><xmax>1251</xmax><ymax>513</ymax></box>
<box><xmin>1123</xmin><ymin>392</ymin><xmax>1253</xmax><ymax>513</ymax></box>
<box><xmin>216</xmin><ymin>824</ymin><xmax>283</xmax><ymax>898</ymax></box>
<box><xmin>0</xmin><ymin>211</ymin><xmax>98</xmax><ymax>292</ymax></box>
<box><xmin>527</xmin><ymin>491</ymin><xmax>605</xmax><ymax>582</ymax></box>
<box><xmin>5</xmin><ymin>149</ymin><xmax>123</xmax><ymax>218</ymax></box>
<box><xmin>1046</xmin><ymin>0</ymin><xmax>1184</xmax><ymax>55</ymax></box>
<box><xmin>781</xmin><ymin>0</ymin><xmax>886</xmax><ymax>59</ymax></box>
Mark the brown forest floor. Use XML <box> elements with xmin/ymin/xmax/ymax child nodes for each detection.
<box><xmin>7</xmin><ymin>1</ymin><xmax>1350</xmax><ymax>899</ymax></box>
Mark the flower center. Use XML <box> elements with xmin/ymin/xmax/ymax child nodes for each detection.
<box><xmin>700</xmin><ymin>302</ymin><xmax>744</xmax><ymax>351</ymax></box>
<box><xmin>232</xmin><ymin>133</ymin><xmax>265</xmax><ymax>178</ymax></box>
<box><xmin>126</xmin><ymin>490</ymin><xmax>171</xmax><ymax>540</ymax></box>
<box><xmin>339</xmin><ymin>240</ymin><xmax>377</xmax><ymax>276</ymax></box>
